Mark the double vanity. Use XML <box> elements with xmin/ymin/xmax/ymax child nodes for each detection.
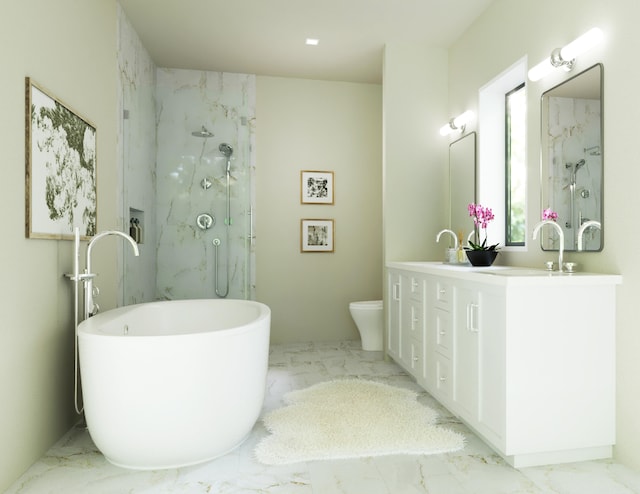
<box><xmin>386</xmin><ymin>261</ymin><xmax>621</xmax><ymax>467</ymax></box>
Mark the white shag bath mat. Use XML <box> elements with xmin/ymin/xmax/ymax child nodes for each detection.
<box><xmin>254</xmin><ymin>379</ymin><xmax>465</xmax><ymax>465</ymax></box>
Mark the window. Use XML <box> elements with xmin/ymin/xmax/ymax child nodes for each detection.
<box><xmin>505</xmin><ymin>83</ymin><xmax>526</xmax><ymax>245</ymax></box>
<box><xmin>478</xmin><ymin>58</ymin><xmax>527</xmax><ymax>250</ymax></box>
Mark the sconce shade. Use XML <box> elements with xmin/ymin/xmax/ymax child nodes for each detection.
<box><xmin>440</xmin><ymin>110</ymin><xmax>474</xmax><ymax>136</ymax></box>
<box><xmin>528</xmin><ymin>27</ymin><xmax>603</xmax><ymax>81</ymax></box>
<box><xmin>560</xmin><ymin>28</ymin><xmax>603</xmax><ymax>61</ymax></box>
<box><xmin>528</xmin><ymin>57</ymin><xmax>554</xmax><ymax>82</ymax></box>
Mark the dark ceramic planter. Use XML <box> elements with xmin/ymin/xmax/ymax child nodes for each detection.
<box><xmin>465</xmin><ymin>249</ymin><xmax>498</xmax><ymax>267</ymax></box>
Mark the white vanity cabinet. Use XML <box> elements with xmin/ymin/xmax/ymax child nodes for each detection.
<box><xmin>386</xmin><ymin>270</ymin><xmax>402</xmax><ymax>360</ymax></box>
<box><xmin>452</xmin><ymin>282</ymin><xmax>505</xmax><ymax>443</ymax></box>
<box><xmin>386</xmin><ymin>270</ymin><xmax>427</xmax><ymax>381</ymax></box>
<box><xmin>386</xmin><ymin>262</ymin><xmax>622</xmax><ymax>468</ymax></box>
<box><xmin>426</xmin><ymin>276</ymin><xmax>454</xmax><ymax>403</ymax></box>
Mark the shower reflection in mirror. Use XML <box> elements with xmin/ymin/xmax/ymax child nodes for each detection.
<box><xmin>540</xmin><ymin>63</ymin><xmax>603</xmax><ymax>252</ymax></box>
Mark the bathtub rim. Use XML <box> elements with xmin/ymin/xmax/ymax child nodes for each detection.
<box><xmin>78</xmin><ymin>298</ymin><xmax>271</xmax><ymax>338</ymax></box>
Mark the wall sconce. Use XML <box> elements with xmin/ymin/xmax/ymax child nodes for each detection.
<box><xmin>439</xmin><ymin>110</ymin><xmax>474</xmax><ymax>136</ymax></box>
<box><xmin>528</xmin><ymin>27</ymin><xmax>603</xmax><ymax>82</ymax></box>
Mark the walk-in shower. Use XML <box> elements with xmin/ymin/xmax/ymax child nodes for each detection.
<box><xmin>121</xmin><ymin>69</ymin><xmax>256</xmax><ymax>304</ymax></box>
<box><xmin>187</xmin><ymin>128</ymin><xmax>247</xmax><ymax>299</ymax></box>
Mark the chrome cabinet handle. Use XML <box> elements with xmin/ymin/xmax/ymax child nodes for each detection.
<box><xmin>467</xmin><ymin>303</ymin><xmax>479</xmax><ymax>332</ymax></box>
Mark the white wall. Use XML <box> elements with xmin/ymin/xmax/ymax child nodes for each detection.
<box><xmin>256</xmin><ymin>76</ymin><xmax>382</xmax><ymax>343</ymax></box>
<box><xmin>382</xmin><ymin>43</ymin><xmax>449</xmax><ymax>264</ymax></box>
<box><xmin>447</xmin><ymin>0</ymin><xmax>640</xmax><ymax>469</ymax></box>
<box><xmin>0</xmin><ymin>1</ymin><xmax>118</xmax><ymax>490</ymax></box>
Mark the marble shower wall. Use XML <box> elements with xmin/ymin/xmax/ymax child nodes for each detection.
<box><xmin>117</xmin><ymin>5</ymin><xmax>158</xmax><ymax>305</ymax></box>
<box><xmin>118</xmin><ymin>6</ymin><xmax>256</xmax><ymax>303</ymax></box>
<box><xmin>155</xmin><ymin>69</ymin><xmax>256</xmax><ymax>300</ymax></box>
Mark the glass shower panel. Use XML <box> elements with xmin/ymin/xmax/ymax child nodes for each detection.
<box><xmin>155</xmin><ymin>69</ymin><xmax>256</xmax><ymax>301</ymax></box>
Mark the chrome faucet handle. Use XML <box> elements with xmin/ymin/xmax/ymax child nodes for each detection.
<box><xmin>64</xmin><ymin>272</ymin><xmax>96</xmax><ymax>281</ymax></box>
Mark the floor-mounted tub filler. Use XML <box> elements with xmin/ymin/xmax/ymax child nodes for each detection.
<box><xmin>78</xmin><ymin>298</ymin><xmax>271</xmax><ymax>469</ymax></box>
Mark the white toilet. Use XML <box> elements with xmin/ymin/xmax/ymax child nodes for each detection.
<box><xmin>349</xmin><ymin>300</ymin><xmax>383</xmax><ymax>351</ymax></box>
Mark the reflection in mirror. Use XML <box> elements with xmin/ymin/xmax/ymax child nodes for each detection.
<box><xmin>449</xmin><ymin>132</ymin><xmax>476</xmax><ymax>243</ymax></box>
<box><xmin>540</xmin><ymin>63</ymin><xmax>603</xmax><ymax>252</ymax></box>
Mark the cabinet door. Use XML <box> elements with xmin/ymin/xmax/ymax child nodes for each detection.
<box><xmin>454</xmin><ymin>284</ymin><xmax>479</xmax><ymax>422</ymax></box>
<box><xmin>454</xmin><ymin>281</ymin><xmax>505</xmax><ymax>440</ymax></box>
<box><xmin>476</xmin><ymin>287</ymin><xmax>505</xmax><ymax>442</ymax></box>
<box><xmin>386</xmin><ymin>270</ymin><xmax>402</xmax><ymax>359</ymax></box>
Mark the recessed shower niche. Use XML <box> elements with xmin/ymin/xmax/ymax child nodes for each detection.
<box><xmin>129</xmin><ymin>208</ymin><xmax>144</xmax><ymax>244</ymax></box>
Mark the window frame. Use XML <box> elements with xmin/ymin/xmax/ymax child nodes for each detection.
<box><xmin>505</xmin><ymin>82</ymin><xmax>526</xmax><ymax>247</ymax></box>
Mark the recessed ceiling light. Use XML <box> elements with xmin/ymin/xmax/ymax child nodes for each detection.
<box><xmin>305</xmin><ymin>38</ymin><xmax>319</xmax><ymax>46</ymax></box>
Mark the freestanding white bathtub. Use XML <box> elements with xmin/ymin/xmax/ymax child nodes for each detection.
<box><xmin>77</xmin><ymin>299</ymin><xmax>271</xmax><ymax>470</ymax></box>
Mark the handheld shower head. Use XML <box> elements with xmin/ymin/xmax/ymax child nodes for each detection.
<box><xmin>575</xmin><ymin>159</ymin><xmax>586</xmax><ymax>170</ymax></box>
<box><xmin>219</xmin><ymin>143</ymin><xmax>233</xmax><ymax>158</ymax></box>
<box><xmin>219</xmin><ymin>143</ymin><xmax>234</xmax><ymax>174</ymax></box>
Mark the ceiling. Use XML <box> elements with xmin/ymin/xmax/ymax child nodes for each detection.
<box><xmin>118</xmin><ymin>0</ymin><xmax>496</xmax><ymax>84</ymax></box>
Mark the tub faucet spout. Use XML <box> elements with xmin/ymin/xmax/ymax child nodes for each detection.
<box><xmin>532</xmin><ymin>220</ymin><xmax>565</xmax><ymax>272</ymax></box>
<box><xmin>85</xmin><ymin>230</ymin><xmax>139</xmax><ymax>319</ymax></box>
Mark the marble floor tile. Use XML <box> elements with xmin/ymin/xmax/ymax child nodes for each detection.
<box><xmin>6</xmin><ymin>340</ymin><xmax>640</xmax><ymax>494</ymax></box>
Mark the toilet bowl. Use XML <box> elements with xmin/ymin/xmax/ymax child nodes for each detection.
<box><xmin>349</xmin><ymin>300</ymin><xmax>383</xmax><ymax>351</ymax></box>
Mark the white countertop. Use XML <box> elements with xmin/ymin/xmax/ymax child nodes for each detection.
<box><xmin>387</xmin><ymin>261</ymin><xmax>623</xmax><ymax>286</ymax></box>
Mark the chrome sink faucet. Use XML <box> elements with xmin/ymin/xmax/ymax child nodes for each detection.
<box><xmin>577</xmin><ymin>220</ymin><xmax>601</xmax><ymax>251</ymax></box>
<box><xmin>436</xmin><ymin>229</ymin><xmax>458</xmax><ymax>249</ymax></box>
<box><xmin>532</xmin><ymin>220</ymin><xmax>565</xmax><ymax>272</ymax></box>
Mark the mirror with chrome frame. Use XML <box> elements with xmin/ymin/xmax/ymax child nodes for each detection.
<box><xmin>540</xmin><ymin>63</ymin><xmax>603</xmax><ymax>252</ymax></box>
<box><xmin>449</xmin><ymin>132</ymin><xmax>476</xmax><ymax>241</ymax></box>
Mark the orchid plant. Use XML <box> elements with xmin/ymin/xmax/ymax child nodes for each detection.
<box><xmin>542</xmin><ymin>208</ymin><xmax>558</xmax><ymax>221</ymax></box>
<box><xmin>467</xmin><ymin>203</ymin><xmax>499</xmax><ymax>251</ymax></box>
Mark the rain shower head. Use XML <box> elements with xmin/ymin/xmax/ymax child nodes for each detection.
<box><xmin>192</xmin><ymin>126</ymin><xmax>214</xmax><ymax>138</ymax></box>
<box><xmin>219</xmin><ymin>143</ymin><xmax>233</xmax><ymax>157</ymax></box>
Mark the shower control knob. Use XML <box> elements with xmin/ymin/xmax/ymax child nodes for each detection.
<box><xmin>196</xmin><ymin>213</ymin><xmax>215</xmax><ymax>230</ymax></box>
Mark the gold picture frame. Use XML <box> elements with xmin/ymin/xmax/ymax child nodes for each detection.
<box><xmin>301</xmin><ymin>219</ymin><xmax>334</xmax><ymax>252</ymax></box>
<box><xmin>25</xmin><ymin>77</ymin><xmax>97</xmax><ymax>240</ymax></box>
<box><xmin>301</xmin><ymin>170</ymin><xmax>334</xmax><ymax>204</ymax></box>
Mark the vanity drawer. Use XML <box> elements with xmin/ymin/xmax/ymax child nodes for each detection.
<box><xmin>409</xmin><ymin>338</ymin><xmax>424</xmax><ymax>377</ymax></box>
<box><xmin>434</xmin><ymin>279</ymin><xmax>452</xmax><ymax>310</ymax></box>
<box><xmin>434</xmin><ymin>308</ymin><xmax>452</xmax><ymax>357</ymax></box>
<box><xmin>407</xmin><ymin>301</ymin><xmax>424</xmax><ymax>341</ymax></box>
<box><xmin>435</xmin><ymin>355</ymin><xmax>453</xmax><ymax>400</ymax></box>
<box><xmin>407</xmin><ymin>275</ymin><xmax>425</xmax><ymax>301</ymax></box>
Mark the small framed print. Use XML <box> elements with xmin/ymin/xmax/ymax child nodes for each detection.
<box><xmin>301</xmin><ymin>170</ymin><xmax>334</xmax><ymax>204</ymax></box>
<box><xmin>301</xmin><ymin>219</ymin><xmax>334</xmax><ymax>252</ymax></box>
